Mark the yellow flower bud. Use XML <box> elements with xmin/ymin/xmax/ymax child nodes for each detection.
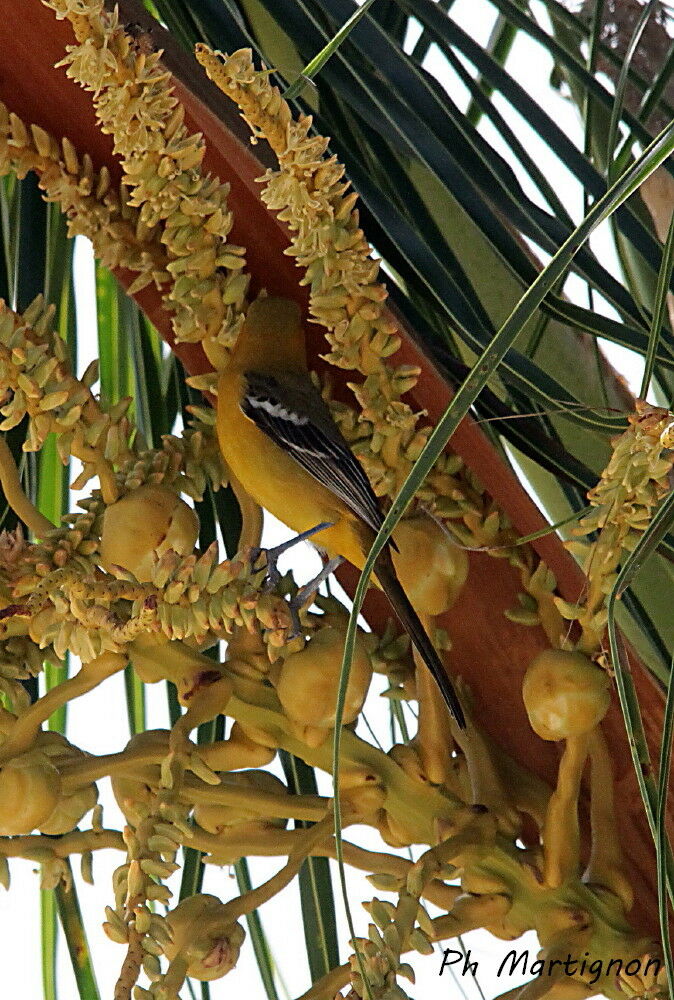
<box><xmin>523</xmin><ymin>649</ymin><xmax>611</xmax><ymax>741</ymax></box>
<box><xmin>164</xmin><ymin>893</ymin><xmax>245</xmax><ymax>981</ymax></box>
<box><xmin>392</xmin><ymin>515</ymin><xmax>468</xmax><ymax>617</ymax></box>
<box><xmin>276</xmin><ymin>626</ymin><xmax>372</xmax><ymax>729</ymax></box>
<box><xmin>0</xmin><ymin>749</ymin><xmax>61</xmax><ymax>835</ymax></box>
<box><xmin>194</xmin><ymin>770</ymin><xmax>288</xmax><ymax>834</ymax></box>
<box><xmin>99</xmin><ymin>484</ymin><xmax>199</xmax><ymax>582</ymax></box>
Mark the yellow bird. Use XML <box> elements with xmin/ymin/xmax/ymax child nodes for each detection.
<box><xmin>216</xmin><ymin>296</ymin><xmax>465</xmax><ymax>728</ymax></box>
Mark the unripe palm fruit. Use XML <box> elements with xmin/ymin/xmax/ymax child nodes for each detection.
<box><xmin>164</xmin><ymin>893</ymin><xmax>245</xmax><ymax>981</ymax></box>
<box><xmin>36</xmin><ymin>732</ymin><xmax>98</xmax><ymax>835</ymax></box>
<box><xmin>392</xmin><ymin>515</ymin><xmax>468</xmax><ymax>617</ymax></box>
<box><xmin>194</xmin><ymin>770</ymin><xmax>288</xmax><ymax>834</ymax></box>
<box><xmin>130</xmin><ymin>632</ymin><xmax>209</xmax><ymax>688</ymax></box>
<box><xmin>41</xmin><ymin>782</ymin><xmax>98</xmax><ymax>836</ymax></box>
<box><xmin>276</xmin><ymin>626</ymin><xmax>372</xmax><ymax>728</ymax></box>
<box><xmin>203</xmin><ymin>723</ymin><xmax>275</xmax><ymax>770</ymax></box>
<box><xmin>99</xmin><ymin>484</ymin><xmax>199</xmax><ymax>582</ymax></box>
<box><xmin>111</xmin><ymin>730</ymin><xmax>168</xmax><ymax>818</ymax></box>
<box><xmin>376</xmin><ymin>810</ymin><xmax>416</xmax><ymax>849</ymax></box>
<box><xmin>339</xmin><ymin>767</ymin><xmax>386</xmax><ymax>819</ymax></box>
<box><xmin>523</xmin><ymin>649</ymin><xmax>610</xmax><ymax>741</ymax></box>
<box><xmin>0</xmin><ymin>749</ymin><xmax>61</xmax><ymax>835</ymax></box>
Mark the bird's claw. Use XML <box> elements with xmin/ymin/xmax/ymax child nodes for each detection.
<box><xmin>286</xmin><ymin>555</ymin><xmax>344</xmax><ymax>637</ymax></box>
<box><xmin>250</xmin><ymin>522</ymin><xmax>334</xmax><ymax>593</ymax></box>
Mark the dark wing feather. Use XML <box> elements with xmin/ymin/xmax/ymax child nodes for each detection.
<box><xmin>241</xmin><ymin>370</ymin><xmax>384</xmax><ymax>536</ymax></box>
<box><xmin>242</xmin><ymin>371</ymin><xmax>464</xmax><ymax>726</ymax></box>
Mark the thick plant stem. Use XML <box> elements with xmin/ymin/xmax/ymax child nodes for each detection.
<box><xmin>543</xmin><ymin>731</ymin><xmax>591</xmax><ymax>887</ymax></box>
<box><xmin>584</xmin><ymin>727</ymin><xmax>633</xmax><ymax>909</ymax></box>
<box><xmin>221</xmin><ymin>810</ymin><xmax>346</xmax><ymax>923</ymax></box>
<box><xmin>0</xmin><ymin>436</ymin><xmax>54</xmax><ymax>538</ymax></box>
<box><xmin>0</xmin><ymin>828</ymin><xmax>123</xmax><ymax>858</ymax></box>
<box><xmin>0</xmin><ymin>651</ymin><xmax>127</xmax><ymax>764</ymax></box>
<box><xmin>413</xmin><ymin>619</ymin><xmax>453</xmax><ymax>786</ymax></box>
<box><xmin>228</xmin><ymin>470</ymin><xmax>263</xmax><ymax>551</ymax></box>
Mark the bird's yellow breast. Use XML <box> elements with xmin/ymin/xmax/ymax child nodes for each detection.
<box><xmin>216</xmin><ymin>370</ymin><xmax>367</xmax><ymax>569</ymax></box>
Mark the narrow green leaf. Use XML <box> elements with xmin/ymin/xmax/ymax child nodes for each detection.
<box><xmin>44</xmin><ymin>204</ymin><xmax>71</xmax><ymax>309</ymax></box>
<box><xmin>123</xmin><ymin>665</ymin><xmax>146</xmax><ymax>738</ymax></box>
<box><xmin>29</xmin><ymin>181</ymin><xmax>74</xmax><ymax>985</ymax></box>
<box><xmin>178</xmin><ymin>407</ymin><xmax>225</xmax><ymax>910</ymax></box>
<box><xmin>656</xmin><ymin>657</ymin><xmax>674</xmax><ymax>999</ymax></box>
<box><xmin>54</xmin><ymin>868</ymin><xmax>101</xmax><ymax>1000</ymax></box>
<box><xmin>607</xmin><ymin>488</ymin><xmax>674</xmax><ymax>910</ymax></box>
<box><xmin>606</xmin><ymin>0</ymin><xmax>658</xmax><ymax>185</ymax></box>
<box><xmin>182</xmin><ymin>377</ymin><xmax>243</xmax><ymax>557</ymax></box>
<box><xmin>38</xmin><ymin>433</ymin><xmax>70</xmax><ymax>733</ymax></box>
<box><xmin>41</xmin><ymin>888</ymin><xmax>58</xmax><ymax>1000</ymax></box>
<box><xmin>465</xmin><ymin>14</ymin><xmax>517</xmax><ymax>128</ymax></box>
<box><xmin>543</xmin><ymin>0</ymin><xmax>674</xmax><ymax>123</ymax></box>
<box><xmin>616</xmin><ymin>492</ymin><xmax>674</xmax><ymax>603</ymax></box>
<box><xmin>235</xmin><ymin>858</ymin><xmax>282</xmax><ymax>1000</ymax></box>
<box><xmin>97</xmin><ymin>275</ymin><xmax>147</xmax><ymax>736</ymax></box>
<box><xmin>179</xmin><ymin>835</ymin><xmax>205</xmax><ymax>901</ymax></box>
<box><xmin>283</xmin><ymin>0</ymin><xmax>379</xmax><ymax>100</ymax></box>
<box><xmin>496</xmin><ymin>506</ymin><xmax>592</xmax><ymax>549</ymax></box>
<box><xmin>441</xmin><ymin>39</ymin><xmax>575</xmax><ymax>231</ymax></box>
<box><xmin>279</xmin><ymin>751</ymin><xmax>339</xmax><ymax>982</ymax></box>
<box><xmin>15</xmin><ymin>173</ymin><xmax>47</xmax><ymax>312</ymax></box>
<box><xmin>343</xmin><ymin>155</ymin><xmax>626</xmax><ymax>433</ymax></box>
<box><xmin>614</xmin><ymin>37</ymin><xmax>674</xmax><ymax>178</ymax></box>
<box><xmin>0</xmin><ymin>176</ymin><xmax>14</xmax><ymax>303</ymax></box>
<box><xmin>125</xmin><ymin>299</ymin><xmax>171</xmax><ymax>445</ymax></box>
<box><xmin>332</xmin><ymin>102</ymin><xmax>674</xmax><ymax>969</ymax></box>
<box><xmin>389</xmin><ymin>700</ymin><xmax>410</xmax><ymax>744</ymax></box>
<box><xmin>95</xmin><ymin>265</ymin><xmax>129</xmax><ymax>409</ymax></box>
<box><xmin>581</xmin><ymin>0</ymin><xmax>604</xmax><ymax>311</ymax></box>
<box><xmin>410</xmin><ymin>0</ymin><xmax>454</xmax><ymax>63</ymax></box>
<box><xmin>640</xmin><ymin>198</ymin><xmax>674</xmax><ymax>398</ymax></box>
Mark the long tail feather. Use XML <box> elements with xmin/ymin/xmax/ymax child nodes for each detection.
<box><xmin>375</xmin><ymin>551</ymin><xmax>466</xmax><ymax>729</ymax></box>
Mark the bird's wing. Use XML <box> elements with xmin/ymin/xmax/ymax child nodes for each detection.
<box><xmin>241</xmin><ymin>370</ymin><xmax>385</xmax><ymax>537</ymax></box>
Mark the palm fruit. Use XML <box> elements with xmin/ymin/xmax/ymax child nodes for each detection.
<box><xmin>193</xmin><ymin>769</ymin><xmax>288</xmax><ymax>834</ymax></box>
<box><xmin>276</xmin><ymin>625</ymin><xmax>372</xmax><ymax>729</ymax></box>
<box><xmin>130</xmin><ymin>632</ymin><xmax>209</xmax><ymax>687</ymax></box>
<box><xmin>164</xmin><ymin>893</ymin><xmax>245</xmax><ymax>981</ymax></box>
<box><xmin>202</xmin><ymin>723</ymin><xmax>275</xmax><ymax>770</ymax></box>
<box><xmin>111</xmin><ymin>729</ymin><xmax>168</xmax><ymax>819</ymax></box>
<box><xmin>0</xmin><ymin>748</ymin><xmax>61</xmax><ymax>835</ymax></box>
<box><xmin>36</xmin><ymin>732</ymin><xmax>98</xmax><ymax>835</ymax></box>
<box><xmin>523</xmin><ymin>649</ymin><xmax>611</xmax><ymax>741</ymax></box>
<box><xmin>99</xmin><ymin>484</ymin><xmax>199</xmax><ymax>582</ymax></box>
<box><xmin>339</xmin><ymin>766</ymin><xmax>386</xmax><ymax>820</ymax></box>
<box><xmin>392</xmin><ymin>514</ymin><xmax>468</xmax><ymax>616</ymax></box>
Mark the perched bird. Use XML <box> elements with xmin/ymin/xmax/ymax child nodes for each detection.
<box><xmin>216</xmin><ymin>296</ymin><xmax>465</xmax><ymax>728</ymax></box>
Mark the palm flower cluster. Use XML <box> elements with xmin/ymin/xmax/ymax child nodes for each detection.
<box><xmin>560</xmin><ymin>402</ymin><xmax>674</xmax><ymax>655</ymax></box>
<box><xmin>0</xmin><ymin>4</ymin><xmax>666</xmax><ymax>1000</ymax></box>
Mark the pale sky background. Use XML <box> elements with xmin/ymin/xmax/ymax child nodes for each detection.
<box><xmin>0</xmin><ymin>1</ymin><xmax>654</xmax><ymax>997</ymax></box>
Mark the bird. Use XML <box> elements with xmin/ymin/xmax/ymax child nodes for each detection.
<box><xmin>216</xmin><ymin>295</ymin><xmax>466</xmax><ymax>729</ymax></box>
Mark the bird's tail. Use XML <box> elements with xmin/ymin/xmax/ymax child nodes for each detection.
<box><xmin>375</xmin><ymin>550</ymin><xmax>466</xmax><ymax>729</ymax></box>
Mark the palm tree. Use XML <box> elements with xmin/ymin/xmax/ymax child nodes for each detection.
<box><xmin>0</xmin><ymin>0</ymin><xmax>672</xmax><ymax>997</ymax></box>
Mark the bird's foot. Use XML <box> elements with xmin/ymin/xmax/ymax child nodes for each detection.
<box><xmin>251</xmin><ymin>522</ymin><xmax>334</xmax><ymax>592</ymax></box>
<box><xmin>287</xmin><ymin>555</ymin><xmax>344</xmax><ymax>638</ymax></box>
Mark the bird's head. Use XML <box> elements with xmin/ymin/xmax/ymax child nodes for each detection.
<box><xmin>232</xmin><ymin>296</ymin><xmax>307</xmax><ymax>372</ymax></box>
